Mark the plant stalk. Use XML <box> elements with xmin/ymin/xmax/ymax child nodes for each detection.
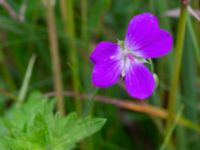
<box><xmin>166</xmin><ymin>0</ymin><xmax>188</xmax><ymax>129</ymax></box>
<box><xmin>18</xmin><ymin>55</ymin><xmax>36</xmax><ymax>105</ymax></box>
<box><xmin>60</xmin><ymin>0</ymin><xmax>81</xmax><ymax>115</ymax></box>
<box><xmin>46</xmin><ymin>0</ymin><xmax>65</xmax><ymax>115</ymax></box>
<box><xmin>161</xmin><ymin>106</ymin><xmax>184</xmax><ymax>150</ymax></box>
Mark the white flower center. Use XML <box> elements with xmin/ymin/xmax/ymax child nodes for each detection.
<box><xmin>120</xmin><ymin>48</ymin><xmax>134</xmax><ymax>77</ymax></box>
<box><xmin>109</xmin><ymin>41</ymin><xmax>147</xmax><ymax>78</ymax></box>
<box><xmin>120</xmin><ymin>47</ymin><xmax>146</xmax><ymax>77</ymax></box>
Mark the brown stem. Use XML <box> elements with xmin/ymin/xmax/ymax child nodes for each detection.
<box><xmin>44</xmin><ymin>91</ymin><xmax>200</xmax><ymax>132</ymax></box>
<box><xmin>0</xmin><ymin>0</ymin><xmax>18</xmax><ymax>20</ymax></box>
<box><xmin>46</xmin><ymin>0</ymin><xmax>65</xmax><ymax>115</ymax></box>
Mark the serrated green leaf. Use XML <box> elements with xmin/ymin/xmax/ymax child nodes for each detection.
<box><xmin>0</xmin><ymin>91</ymin><xmax>106</xmax><ymax>150</ymax></box>
<box><xmin>55</xmin><ymin>117</ymin><xmax>106</xmax><ymax>149</ymax></box>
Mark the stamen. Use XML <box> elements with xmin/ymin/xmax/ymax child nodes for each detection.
<box><xmin>119</xmin><ymin>47</ymin><xmax>147</xmax><ymax>78</ymax></box>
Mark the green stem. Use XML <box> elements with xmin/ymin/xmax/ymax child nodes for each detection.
<box><xmin>18</xmin><ymin>55</ymin><xmax>36</xmax><ymax>105</ymax></box>
<box><xmin>160</xmin><ymin>106</ymin><xmax>184</xmax><ymax>150</ymax></box>
<box><xmin>46</xmin><ymin>0</ymin><xmax>65</xmax><ymax>115</ymax></box>
<box><xmin>83</xmin><ymin>88</ymin><xmax>98</xmax><ymax>117</ymax></box>
<box><xmin>60</xmin><ymin>0</ymin><xmax>81</xmax><ymax>115</ymax></box>
<box><xmin>166</xmin><ymin>1</ymin><xmax>188</xmax><ymax>129</ymax></box>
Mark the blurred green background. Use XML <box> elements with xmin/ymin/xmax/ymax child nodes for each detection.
<box><xmin>0</xmin><ymin>0</ymin><xmax>200</xmax><ymax>149</ymax></box>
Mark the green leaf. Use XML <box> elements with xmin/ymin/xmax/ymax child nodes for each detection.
<box><xmin>55</xmin><ymin>117</ymin><xmax>106</xmax><ymax>149</ymax></box>
<box><xmin>0</xmin><ymin>91</ymin><xmax>106</xmax><ymax>150</ymax></box>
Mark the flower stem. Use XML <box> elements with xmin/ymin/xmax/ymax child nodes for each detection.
<box><xmin>46</xmin><ymin>0</ymin><xmax>65</xmax><ymax>115</ymax></box>
<box><xmin>166</xmin><ymin>0</ymin><xmax>188</xmax><ymax>129</ymax></box>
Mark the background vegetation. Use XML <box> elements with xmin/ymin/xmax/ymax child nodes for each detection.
<box><xmin>0</xmin><ymin>0</ymin><xmax>199</xmax><ymax>149</ymax></box>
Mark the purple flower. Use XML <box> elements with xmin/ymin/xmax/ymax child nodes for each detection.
<box><xmin>90</xmin><ymin>13</ymin><xmax>173</xmax><ymax>100</ymax></box>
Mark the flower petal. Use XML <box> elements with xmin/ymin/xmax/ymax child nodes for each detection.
<box><xmin>92</xmin><ymin>58</ymin><xmax>121</xmax><ymax>88</ymax></box>
<box><xmin>125</xmin><ymin>61</ymin><xmax>155</xmax><ymax>99</ymax></box>
<box><xmin>90</xmin><ymin>41</ymin><xmax>120</xmax><ymax>64</ymax></box>
<box><xmin>125</xmin><ymin>12</ymin><xmax>173</xmax><ymax>58</ymax></box>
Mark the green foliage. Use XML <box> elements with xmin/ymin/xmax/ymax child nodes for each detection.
<box><xmin>0</xmin><ymin>91</ymin><xmax>106</xmax><ymax>150</ymax></box>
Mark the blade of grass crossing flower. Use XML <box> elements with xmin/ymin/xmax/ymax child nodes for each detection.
<box><xmin>17</xmin><ymin>55</ymin><xmax>36</xmax><ymax>105</ymax></box>
<box><xmin>160</xmin><ymin>106</ymin><xmax>184</xmax><ymax>150</ymax></box>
